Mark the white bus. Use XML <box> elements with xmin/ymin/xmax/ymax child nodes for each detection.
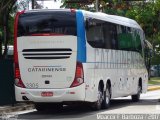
<box><xmin>14</xmin><ymin>9</ymin><xmax>148</xmax><ymax>111</ymax></box>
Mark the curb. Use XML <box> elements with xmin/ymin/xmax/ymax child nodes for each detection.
<box><xmin>147</xmin><ymin>86</ymin><xmax>160</xmax><ymax>91</ymax></box>
<box><xmin>0</xmin><ymin>104</ymin><xmax>34</xmax><ymax>114</ymax></box>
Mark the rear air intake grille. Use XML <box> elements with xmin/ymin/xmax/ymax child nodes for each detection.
<box><xmin>22</xmin><ymin>48</ymin><xmax>72</xmax><ymax>59</ymax></box>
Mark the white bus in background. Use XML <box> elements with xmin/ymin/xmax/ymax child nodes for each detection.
<box><xmin>14</xmin><ymin>9</ymin><xmax>148</xmax><ymax>111</ymax></box>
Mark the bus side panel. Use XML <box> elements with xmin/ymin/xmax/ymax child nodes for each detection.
<box><xmin>84</xmin><ymin>47</ymin><xmax>148</xmax><ymax>101</ymax></box>
<box><xmin>83</xmin><ymin>44</ymin><xmax>96</xmax><ymax>102</ymax></box>
<box><xmin>142</xmin><ymin>73</ymin><xmax>148</xmax><ymax>93</ymax></box>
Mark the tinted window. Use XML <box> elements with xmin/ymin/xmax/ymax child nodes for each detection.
<box><xmin>86</xmin><ymin>17</ymin><xmax>142</xmax><ymax>53</ymax></box>
<box><xmin>117</xmin><ymin>25</ymin><xmax>142</xmax><ymax>53</ymax></box>
<box><xmin>86</xmin><ymin>18</ymin><xmax>118</xmax><ymax>49</ymax></box>
<box><xmin>18</xmin><ymin>11</ymin><xmax>77</xmax><ymax>36</ymax></box>
<box><xmin>103</xmin><ymin>22</ymin><xmax>118</xmax><ymax>49</ymax></box>
<box><xmin>117</xmin><ymin>26</ymin><xmax>134</xmax><ymax>50</ymax></box>
<box><xmin>133</xmin><ymin>29</ymin><xmax>142</xmax><ymax>53</ymax></box>
<box><xmin>86</xmin><ymin>19</ymin><xmax>105</xmax><ymax>48</ymax></box>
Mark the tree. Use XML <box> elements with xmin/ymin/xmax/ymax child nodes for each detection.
<box><xmin>0</xmin><ymin>0</ymin><xmax>17</xmax><ymax>59</ymax></box>
<box><xmin>0</xmin><ymin>0</ymin><xmax>44</xmax><ymax>59</ymax></box>
<box><xmin>61</xmin><ymin>0</ymin><xmax>94</xmax><ymax>10</ymax></box>
<box><xmin>17</xmin><ymin>0</ymin><xmax>43</xmax><ymax>11</ymax></box>
<box><xmin>125</xmin><ymin>0</ymin><xmax>160</xmax><ymax>65</ymax></box>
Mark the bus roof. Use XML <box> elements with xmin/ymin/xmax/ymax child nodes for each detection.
<box><xmin>23</xmin><ymin>9</ymin><xmax>142</xmax><ymax>30</ymax></box>
<box><xmin>81</xmin><ymin>10</ymin><xmax>142</xmax><ymax>30</ymax></box>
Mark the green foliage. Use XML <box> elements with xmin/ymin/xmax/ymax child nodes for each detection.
<box><xmin>125</xmin><ymin>1</ymin><xmax>160</xmax><ymax>65</ymax></box>
<box><xmin>60</xmin><ymin>0</ymin><xmax>94</xmax><ymax>10</ymax></box>
<box><xmin>0</xmin><ymin>0</ymin><xmax>17</xmax><ymax>58</ymax></box>
<box><xmin>148</xmin><ymin>78</ymin><xmax>160</xmax><ymax>85</ymax></box>
<box><xmin>151</xmin><ymin>54</ymin><xmax>160</xmax><ymax>65</ymax></box>
<box><xmin>0</xmin><ymin>0</ymin><xmax>44</xmax><ymax>59</ymax></box>
<box><xmin>8</xmin><ymin>15</ymin><xmax>14</xmax><ymax>45</ymax></box>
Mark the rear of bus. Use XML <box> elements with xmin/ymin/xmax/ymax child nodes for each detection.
<box><xmin>14</xmin><ymin>9</ymin><xmax>86</xmax><ymax>104</ymax></box>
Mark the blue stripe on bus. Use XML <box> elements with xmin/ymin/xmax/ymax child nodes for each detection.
<box><xmin>76</xmin><ymin>10</ymin><xmax>86</xmax><ymax>63</ymax></box>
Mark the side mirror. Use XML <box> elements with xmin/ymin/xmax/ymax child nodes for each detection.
<box><xmin>144</xmin><ymin>40</ymin><xmax>153</xmax><ymax>58</ymax></box>
<box><xmin>149</xmin><ymin>49</ymin><xmax>154</xmax><ymax>58</ymax></box>
<box><xmin>145</xmin><ymin>48</ymin><xmax>153</xmax><ymax>58</ymax></box>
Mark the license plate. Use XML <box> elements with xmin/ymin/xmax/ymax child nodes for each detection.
<box><xmin>41</xmin><ymin>92</ymin><xmax>53</xmax><ymax>97</ymax></box>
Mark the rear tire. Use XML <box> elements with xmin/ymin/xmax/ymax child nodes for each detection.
<box><xmin>132</xmin><ymin>85</ymin><xmax>141</xmax><ymax>102</ymax></box>
<box><xmin>35</xmin><ymin>103</ymin><xmax>63</xmax><ymax>111</ymax></box>
<box><xmin>102</xmin><ymin>84</ymin><xmax>111</xmax><ymax>109</ymax></box>
<box><xmin>91</xmin><ymin>85</ymin><xmax>103</xmax><ymax>110</ymax></box>
<box><xmin>35</xmin><ymin>103</ymin><xmax>46</xmax><ymax>111</ymax></box>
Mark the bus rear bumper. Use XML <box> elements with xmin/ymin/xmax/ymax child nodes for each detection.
<box><xmin>15</xmin><ymin>83</ymin><xmax>85</xmax><ymax>103</ymax></box>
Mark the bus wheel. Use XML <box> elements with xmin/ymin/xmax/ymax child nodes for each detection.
<box><xmin>131</xmin><ymin>85</ymin><xmax>141</xmax><ymax>102</ymax></box>
<box><xmin>102</xmin><ymin>84</ymin><xmax>110</xmax><ymax>109</ymax></box>
<box><xmin>35</xmin><ymin>103</ymin><xmax>63</xmax><ymax>111</ymax></box>
<box><xmin>52</xmin><ymin>103</ymin><xmax>63</xmax><ymax>111</ymax></box>
<box><xmin>91</xmin><ymin>85</ymin><xmax>103</xmax><ymax>110</ymax></box>
<box><xmin>35</xmin><ymin>103</ymin><xmax>46</xmax><ymax>111</ymax></box>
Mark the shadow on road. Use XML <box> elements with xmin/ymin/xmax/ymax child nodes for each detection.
<box><xmin>18</xmin><ymin>105</ymin><xmax>97</xmax><ymax>119</ymax></box>
<box><xmin>18</xmin><ymin>98</ymin><xmax>159</xmax><ymax>119</ymax></box>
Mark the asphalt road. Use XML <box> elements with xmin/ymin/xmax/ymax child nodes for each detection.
<box><xmin>13</xmin><ymin>90</ymin><xmax>160</xmax><ymax>120</ymax></box>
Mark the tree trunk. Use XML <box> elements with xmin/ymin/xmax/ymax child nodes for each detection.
<box><xmin>2</xmin><ymin>1</ymin><xmax>16</xmax><ymax>59</ymax></box>
<box><xmin>2</xmin><ymin>10</ymin><xmax>7</xmax><ymax>59</ymax></box>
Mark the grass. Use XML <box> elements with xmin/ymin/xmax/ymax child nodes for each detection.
<box><xmin>148</xmin><ymin>77</ymin><xmax>160</xmax><ymax>85</ymax></box>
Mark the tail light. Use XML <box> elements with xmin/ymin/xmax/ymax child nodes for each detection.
<box><xmin>70</xmin><ymin>62</ymin><xmax>84</xmax><ymax>88</ymax></box>
<box><xmin>14</xmin><ymin>63</ymin><xmax>25</xmax><ymax>88</ymax></box>
<box><xmin>14</xmin><ymin>11</ymin><xmax>25</xmax><ymax>88</ymax></box>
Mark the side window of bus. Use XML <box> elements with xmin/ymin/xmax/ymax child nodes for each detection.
<box><xmin>18</xmin><ymin>12</ymin><xmax>77</xmax><ymax>36</ymax></box>
<box><xmin>86</xmin><ymin>19</ymin><xmax>118</xmax><ymax>49</ymax></box>
<box><xmin>117</xmin><ymin>26</ymin><xmax>142</xmax><ymax>54</ymax></box>
<box><xmin>86</xmin><ymin>18</ymin><xmax>105</xmax><ymax>48</ymax></box>
<box><xmin>103</xmin><ymin>23</ymin><xmax>118</xmax><ymax>49</ymax></box>
<box><xmin>133</xmin><ymin>30</ymin><xmax>142</xmax><ymax>53</ymax></box>
<box><xmin>117</xmin><ymin>26</ymin><xmax>135</xmax><ymax>51</ymax></box>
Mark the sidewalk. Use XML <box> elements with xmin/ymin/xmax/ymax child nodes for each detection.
<box><xmin>148</xmin><ymin>84</ymin><xmax>160</xmax><ymax>91</ymax></box>
<box><xmin>0</xmin><ymin>103</ymin><xmax>34</xmax><ymax>114</ymax></box>
<box><xmin>0</xmin><ymin>85</ymin><xmax>160</xmax><ymax>114</ymax></box>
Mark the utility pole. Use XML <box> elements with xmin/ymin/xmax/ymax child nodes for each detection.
<box><xmin>95</xmin><ymin>0</ymin><xmax>99</xmax><ymax>12</ymax></box>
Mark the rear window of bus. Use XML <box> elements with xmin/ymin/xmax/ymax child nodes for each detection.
<box><xmin>18</xmin><ymin>11</ymin><xmax>77</xmax><ymax>37</ymax></box>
